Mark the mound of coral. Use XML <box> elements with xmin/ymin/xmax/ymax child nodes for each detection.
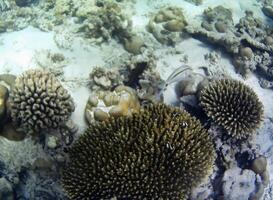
<box><xmin>200</xmin><ymin>79</ymin><xmax>264</xmax><ymax>139</ymax></box>
<box><xmin>147</xmin><ymin>6</ymin><xmax>188</xmax><ymax>45</ymax></box>
<box><xmin>85</xmin><ymin>85</ymin><xmax>140</xmax><ymax>123</ymax></box>
<box><xmin>9</xmin><ymin>69</ymin><xmax>75</xmax><ymax>134</ymax></box>
<box><xmin>62</xmin><ymin>103</ymin><xmax>215</xmax><ymax>199</ymax></box>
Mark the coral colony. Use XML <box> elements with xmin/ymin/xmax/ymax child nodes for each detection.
<box><xmin>0</xmin><ymin>0</ymin><xmax>272</xmax><ymax>199</ymax></box>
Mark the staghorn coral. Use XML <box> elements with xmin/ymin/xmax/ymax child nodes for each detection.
<box><xmin>62</xmin><ymin>103</ymin><xmax>215</xmax><ymax>199</ymax></box>
<box><xmin>187</xmin><ymin>8</ymin><xmax>273</xmax><ymax>81</ymax></box>
<box><xmin>9</xmin><ymin>69</ymin><xmax>75</xmax><ymax>134</ymax></box>
<box><xmin>200</xmin><ymin>79</ymin><xmax>264</xmax><ymax>139</ymax></box>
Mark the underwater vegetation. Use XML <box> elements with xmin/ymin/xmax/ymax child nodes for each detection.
<box><xmin>62</xmin><ymin>103</ymin><xmax>215</xmax><ymax>199</ymax></box>
<box><xmin>200</xmin><ymin>79</ymin><xmax>264</xmax><ymax>139</ymax></box>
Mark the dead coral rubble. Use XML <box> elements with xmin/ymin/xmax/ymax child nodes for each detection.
<box><xmin>261</xmin><ymin>0</ymin><xmax>273</xmax><ymax>20</ymax></box>
<box><xmin>0</xmin><ymin>0</ymin><xmax>143</xmax><ymax>53</ymax></box>
<box><xmin>147</xmin><ymin>6</ymin><xmax>188</xmax><ymax>45</ymax></box>
<box><xmin>186</xmin><ymin>7</ymin><xmax>273</xmax><ymax>86</ymax></box>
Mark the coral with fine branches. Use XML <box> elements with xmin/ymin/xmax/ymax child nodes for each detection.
<box><xmin>200</xmin><ymin>79</ymin><xmax>264</xmax><ymax>139</ymax></box>
<box><xmin>62</xmin><ymin>104</ymin><xmax>215</xmax><ymax>199</ymax></box>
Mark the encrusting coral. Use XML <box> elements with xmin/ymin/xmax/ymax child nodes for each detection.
<box><xmin>9</xmin><ymin>69</ymin><xmax>75</xmax><ymax>134</ymax></box>
<box><xmin>200</xmin><ymin>79</ymin><xmax>264</xmax><ymax>139</ymax></box>
<box><xmin>62</xmin><ymin>103</ymin><xmax>215</xmax><ymax>199</ymax></box>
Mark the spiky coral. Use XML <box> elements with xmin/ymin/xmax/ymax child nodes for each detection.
<box><xmin>200</xmin><ymin>79</ymin><xmax>264</xmax><ymax>139</ymax></box>
<box><xmin>62</xmin><ymin>104</ymin><xmax>215</xmax><ymax>199</ymax></box>
<box><xmin>9</xmin><ymin>69</ymin><xmax>74</xmax><ymax>134</ymax></box>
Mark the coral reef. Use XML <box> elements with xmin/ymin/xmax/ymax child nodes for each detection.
<box><xmin>261</xmin><ymin>0</ymin><xmax>273</xmax><ymax>20</ymax></box>
<box><xmin>0</xmin><ymin>0</ymin><xmax>142</xmax><ymax>53</ymax></box>
<box><xmin>62</xmin><ymin>104</ymin><xmax>215</xmax><ymax>199</ymax></box>
<box><xmin>75</xmin><ymin>0</ymin><xmax>131</xmax><ymax>41</ymax></box>
<box><xmin>0</xmin><ymin>1</ymin><xmax>272</xmax><ymax>199</ymax></box>
<box><xmin>186</xmin><ymin>7</ymin><xmax>273</xmax><ymax>84</ymax></box>
<box><xmin>121</xmin><ymin>54</ymin><xmax>164</xmax><ymax>102</ymax></box>
<box><xmin>235</xmin><ymin>11</ymin><xmax>273</xmax><ymax>52</ymax></box>
<box><xmin>186</xmin><ymin>6</ymin><xmax>239</xmax><ymax>54</ymax></box>
<box><xmin>9</xmin><ymin>69</ymin><xmax>75</xmax><ymax>135</ymax></box>
<box><xmin>72</xmin><ymin>0</ymin><xmax>143</xmax><ymax>53</ymax></box>
<box><xmin>202</xmin><ymin>6</ymin><xmax>233</xmax><ymax>33</ymax></box>
<box><xmin>85</xmin><ymin>85</ymin><xmax>140</xmax><ymax>123</ymax></box>
<box><xmin>147</xmin><ymin>7</ymin><xmax>188</xmax><ymax>45</ymax></box>
<box><xmin>89</xmin><ymin>67</ymin><xmax>123</xmax><ymax>91</ymax></box>
<box><xmin>200</xmin><ymin>79</ymin><xmax>264</xmax><ymax>139</ymax></box>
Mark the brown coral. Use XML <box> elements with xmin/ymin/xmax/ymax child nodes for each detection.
<box><xmin>9</xmin><ymin>69</ymin><xmax>74</xmax><ymax>134</ymax></box>
<box><xmin>147</xmin><ymin>7</ymin><xmax>188</xmax><ymax>45</ymax></box>
<box><xmin>200</xmin><ymin>79</ymin><xmax>264</xmax><ymax>139</ymax></box>
<box><xmin>85</xmin><ymin>85</ymin><xmax>140</xmax><ymax>123</ymax></box>
<box><xmin>62</xmin><ymin>103</ymin><xmax>215</xmax><ymax>199</ymax></box>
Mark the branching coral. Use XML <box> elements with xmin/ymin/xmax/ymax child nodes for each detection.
<box><xmin>62</xmin><ymin>103</ymin><xmax>215</xmax><ymax>199</ymax></box>
<box><xmin>200</xmin><ymin>79</ymin><xmax>264</xmax><ymax>139</ymax></box>
<box><xmin>9</xmin><ymin>69</ymin><xmax>75</xmax><ymax>134</ymax></box>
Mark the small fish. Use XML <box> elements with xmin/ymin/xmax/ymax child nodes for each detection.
<box><xmin>164</xmin><ymin>65</ymin><xmax>192</xmax><ymax>90</ymax></box>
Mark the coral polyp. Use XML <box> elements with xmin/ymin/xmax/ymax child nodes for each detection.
<box><xmin>62</xmin><ymin>103</ymin><xmax>215</xmax><ymax>199</ymax></box>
